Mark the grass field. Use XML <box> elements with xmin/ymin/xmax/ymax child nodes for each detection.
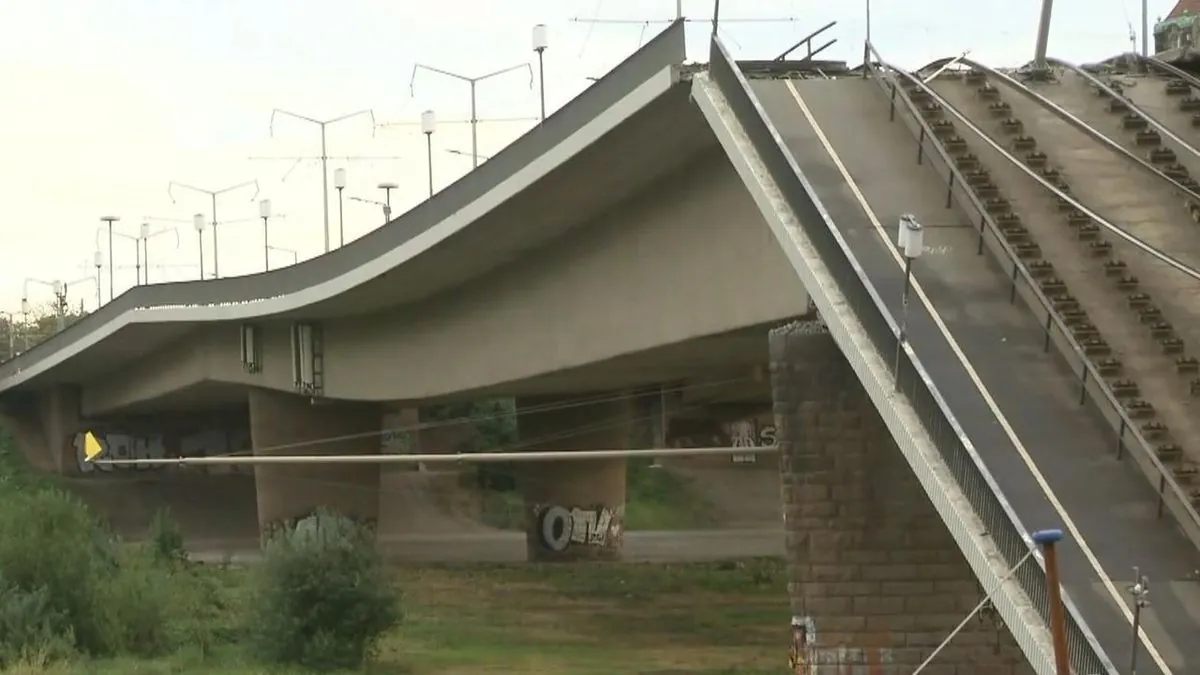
<box><xmin>12</xmin><ymin>558</ymin><xmax>788</xmax><ymax>675</ymax></box>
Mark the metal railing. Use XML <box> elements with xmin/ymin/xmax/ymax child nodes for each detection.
<box><xmin>706</xmin><ymin>36</ymin><xmax>1116</xmax><ymax>675</ymax></box>
<box><xmin>875</xmin><ymin>50</ymin><xmax>1200</xmax><ymax>553</ymax></box>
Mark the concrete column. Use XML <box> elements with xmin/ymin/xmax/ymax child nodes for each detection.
<box><xmin>249</xmin><ymin>388</ymin><xmax>382</xmax><ymax>538</ymax></box>
<box><xmin>769</xmin><ymin>322</ymin><xmax>1033</xmax><ymax>673</ymax></box>
<box><xmin>518</xmin><ymin>393</ymin><xmax>632</xmax><ymax>562</ymax></box>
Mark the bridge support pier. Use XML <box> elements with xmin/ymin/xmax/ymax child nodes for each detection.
<box><xmin>769</xmin><ymin>322</ymin><xmax>1033</xmax><ymax>673</ymax></box>
<box><xmin>0</xmin><ymin>385</ymin><xmax>82</xmax><ymax>474</ymax></box>
<box><xmin>517</xmin><ymin>394</ymin><xmax>632</xmax><ymax>562</ymax></box>
<box><xmin>249</xmin><ymin>388</ymin><xmax>382</xmax><ymax>540</ymax></box>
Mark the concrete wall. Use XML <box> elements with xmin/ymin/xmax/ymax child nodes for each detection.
<box><xmin>769</xmin><ymin>322</ymin><xmax>1034</xmax><ymax>673</ymax></box>
<box><xmin>81</xmin><ymin>152</ymin><xmax>805</xmax><ymax>415</ymax></box>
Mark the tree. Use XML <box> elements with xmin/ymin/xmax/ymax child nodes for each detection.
<box><xmin>0</xmin><ymin>302</ymin><xmax>87</xmax><ymax>363</ymax></box>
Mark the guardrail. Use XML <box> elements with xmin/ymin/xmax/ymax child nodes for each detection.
<box><xmin>707</xmin><ymin>35</ymin><xmax>1115</xmax><ymax>675</ymax></box>
<box><xmin>869</xmin><ymin>49</ymin><xmax>1200</xmax><ymax>554</ymax></box>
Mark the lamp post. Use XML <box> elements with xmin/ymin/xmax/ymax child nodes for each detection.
<box><xmin>532</xmin><ymin>24</ymin><xmax>549</xmax><ymax>122</ymax></box>
<box><xmin>378</xmin><ymin>182</ymin><xmax>398</xmax><ymax>224</ymax></box>
<box><xmin>94</xmin><ymin>226</ymin><xmax>138</xmax><ymax>297</ymax></box>
<box><xmin>260</xmin><ymin>199</ymin><xmax>272</xmax><ymax>272</ymax></box>
<box><xmin>269</xmin><ymin>108</ymin><xmax>375</xmax><ymax>253</ymax></box>
<box><xmin>93</xmin><ymin>250</ymin><xmax>103</xmax><ymax>308</ymax></box>
<box><xmin>893</xmin><ymin>214</ymin><xmax>924</xmax><ymax>390</ymax></box>
<box><xmin>100</xmin><ymin>216</ymin><xmax>120</xmax><ymax>302</ymax></box>
<box><xmin>334</xmin><ymin>168</ymin><xmax>347</xmax><ymax>247</ymax></box>
<box><xmin>193</xmin><ymin>213</ymin><xmax>207</xmax><ymax>280</ymax></box>
<box><xmin>139</xmin><ymin>222</ymin><xmax>150</xmax><ymax>284</ymax></box>
<box><xmin>138</xmin><ymin>221</ymin><xmax>180</xmax><ymax>284</ymax></box>
<box><xmin>168</xmin><ymin>180</ymin><xmax>260</xmax><ymax>278</ymax></box>
<box><xmin>421</xmin><ymin>110</ymin><xmax>436</xmax><ymax>198</ymax></box>
<box><xmin>19</xmin><ymin>298</ymin><xmax>30</xmax><ymax>349</ymax></box>
<box><xmin>410</xmin><ymin>61</ymin><xmax>533</xmax><ymax>169</ymax></box>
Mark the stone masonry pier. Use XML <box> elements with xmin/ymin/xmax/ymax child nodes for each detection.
<box><xmin>769</xmin><ymin>320</ymin><xmax>1034</xmax><ymax>674</ymax></box>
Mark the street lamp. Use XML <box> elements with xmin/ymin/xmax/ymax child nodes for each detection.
<box><xmin>168</xmin><ymin>180</ymin><xmax>260</xmax><ymax>278</ymax></box>
<box><xmin>334</xmin><ymin>168</ymin><xmax>347</xmax><ymax>247</ymax></box>
<box><xmin>532</xmin><ymin>24</ymin><xmax>549</xmax><ymax>122</ymax></box>
<box><xmin>410</xmin><ymin>61</ymin><xmax>533</xmax><ymax>169</ymax></box>
<box><xmin>93</xmin><ymin>250</ymin><xmax>103</xmax><ymax>308</ymax></box>
<box><xmin>139</xmin><ymin>222</ymin><xmax>150</xmax><ymax>284</ymax></box>
<box><xmin>100</xmin><ymin>216</ymin><xmax>120</xmax><ymax>302</ymax></box>
<box><xmin>378</xmin><ymin>182</ymin><xmax>398</xmax><ymax>224</ymax></box>
<box><xmin>259</xmin><ymin>199</ymin><xmax>272</xmax><ymax>272</ymax></box>
<box><xmin>269</xmin><ymin>108</ymin><xmax>375</xmax><ymax>253</ymax></box>
<box><xmin>893</xmin><ymin>214</ymin><xmax>924</xmax><ymax>389</ymax></box>
<box><xmin>421</xmin><ymin>110</ymin><xmax>437</xmax><ymax>198</ymax></box>
<box><xmin>138</xmin><ymin>221</ymin><xmax>180</xmax><ymax>284</ymax></box>
<box><xmin>193</xmin><ymin>213</ymin><xmax>207</xmax><ymax>280</ymax></box>
<box><xmin>94</xmin><ymin>225</ymin><xmax>138</xmax><ymax>297</ymax></box>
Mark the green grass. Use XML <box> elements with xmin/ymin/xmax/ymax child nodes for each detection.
<box><xmin>477</xmin><ymin>461</ymin><xmax>717</xmax><ymax>532</ymax></box>
<box><xmin>13</xmin><ymin>558</ymin><xmax>788</xmax><ymax>675</ymax></box>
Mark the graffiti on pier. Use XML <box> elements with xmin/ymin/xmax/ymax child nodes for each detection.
<box><xmin>73</xmin><ymin>431</ymin><xmax>166</xmax><ymax>473</ymax></box>
<box><xmin>73</xmin><ymin>428</ymin><xmax>250</xmax><ymax>474</ymax></box>
<box><xmin>788</xmin><ymin>616</ymin><xmax>894</xmax><ymax>675</ymax></box>
<box><xmin>533</xmin><ymin>504</ymin><xmax>625</xmax><ymax>552</ymax></box>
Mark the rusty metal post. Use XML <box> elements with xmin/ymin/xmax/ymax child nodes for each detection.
<box><xmin>1032</xmin><ymin>528</ymin><xmax>1070</xmax><ymax>675</ymax></box>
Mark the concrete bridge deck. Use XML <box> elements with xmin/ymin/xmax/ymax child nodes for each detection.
<box><xmin>8</xmin><ymin>20</ymin><xmax>1200</xmax><ymax>674</ymax></box>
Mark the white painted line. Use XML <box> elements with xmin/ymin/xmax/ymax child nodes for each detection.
<box><xmin>782</xmin><ymin>78</ymin><xmax>1173</xmax><ymax>675</ymax></box>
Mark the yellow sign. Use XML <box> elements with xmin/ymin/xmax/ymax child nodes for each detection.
<box><xmin>82</xmin><ymin>431</ymin><xmax>104</xmax><ymax>462</ymax></box>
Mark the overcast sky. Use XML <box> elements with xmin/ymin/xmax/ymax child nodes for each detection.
<box><xmin>0</xmin><ymin>0</ymin><xmax>1175</xmax><ymax>312</ymax></box>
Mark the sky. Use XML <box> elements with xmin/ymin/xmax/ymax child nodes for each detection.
<box><xmin>0</xmin><ymin>0</ymin><xmax>1179</xmax><ymax>313</ymax></box>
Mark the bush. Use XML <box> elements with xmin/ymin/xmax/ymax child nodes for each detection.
<box><xmin>147</xmin><ymin>508</ymin><xmax>187</xmax><ymax>565</ymax></box>
<box><xmin>247</xmin><ymin>509</ymin><xmax>401</xmax><ymax>671</ymax></box>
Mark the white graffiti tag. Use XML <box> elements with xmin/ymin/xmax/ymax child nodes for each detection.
<box><xmin>537</xmin><ymin>505</ymin><xmax>624</xmax><ymax>552</ymax></box>
<box><xmin>73</xmin><ymin>432</ymin><xmax>166</xmax><ymax>473</ymax></box>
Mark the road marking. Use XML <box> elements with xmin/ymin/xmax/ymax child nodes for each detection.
<box><xmin>782</xmin><ymin>78</ymin><xmax>1173</xmax><ymax>675</ymax></box>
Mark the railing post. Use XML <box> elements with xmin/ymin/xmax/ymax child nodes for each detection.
<box><xmin>916</xmin><ymin>127</ymin><xmax>925</xmax><ymax>165</ymax></box>
<box><xmin>945</xmin><ymin>173</ymin><xmax>954</xmax><ymax>208</ymax></box>
<box><xmin>1116</xmin><ymin>418</ymin><xmax>1127</xmax><ymax>460</ymax></box>
<box><xmin>977</xmin><ymin>214</ymin><xmax>986</xmax><ymax>255</ymax></box>
<box><xmin>888</xmin><ymin>81</ymin><xmax>897</xmax><ymax>121</ymax></box>
<box><xmin>1009</xmin><ymin>262</ymin><xmax>1019</xmax><ymax>303</ymax></box>
<box><xmin>1043</xmin><ymin>313</ymin><xmax>1053</xmax><ymax>352</ymax></box>
<box><xmin>1078</xmin><ymin>358</ymin><xmax>1089</xmax><ymax>405</ymax></box>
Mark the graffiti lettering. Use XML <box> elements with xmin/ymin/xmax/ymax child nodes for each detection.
<box><xmin>73</xmin><ymin>432</ymin><xmax>166</xmax><ymax>473</ymax></box>
<box><xmin>727</xmin><ymin>418</ymin><xmax>776</xmax><ymax>464</ymax></box>
<box><xmin>535</xmin><ymin>504</ymin><xmax>624</xmax><ymax>552</ymax></box>
<box><xmin>73</xmin><ymin>428</ymin><xmax>251</xmax><ymax>475</ymax></box>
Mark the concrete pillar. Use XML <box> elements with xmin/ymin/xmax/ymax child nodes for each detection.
<box><xmin>769</xmin><ymin>322</ymin><xmax>1034</xmax><ymax>673</ymax></box>
<box><xmin>518</xmin><ymin>393</ymin><xmax>632</xmax><ymax>562</ymax></box>
<box><xmin>249</xmin><ymin>388</ymin><xmax>382</xmax><ymax>538</ymax></box>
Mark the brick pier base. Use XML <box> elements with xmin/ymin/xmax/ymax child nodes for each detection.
<box><xmin>770</xmin><ymin>321</ymin><xmax>1034</xmax><ymax>674</ymax></box>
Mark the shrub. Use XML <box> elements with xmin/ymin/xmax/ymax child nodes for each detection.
<box><xmin>247</xmin><ymin>509</ymin><xmax>401</xmax><ymax>671</ymax></box>
<box><xmin>147</xmin><ymin>508</ymin><xmax>187</xmax><ymax>565</ymax></box>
